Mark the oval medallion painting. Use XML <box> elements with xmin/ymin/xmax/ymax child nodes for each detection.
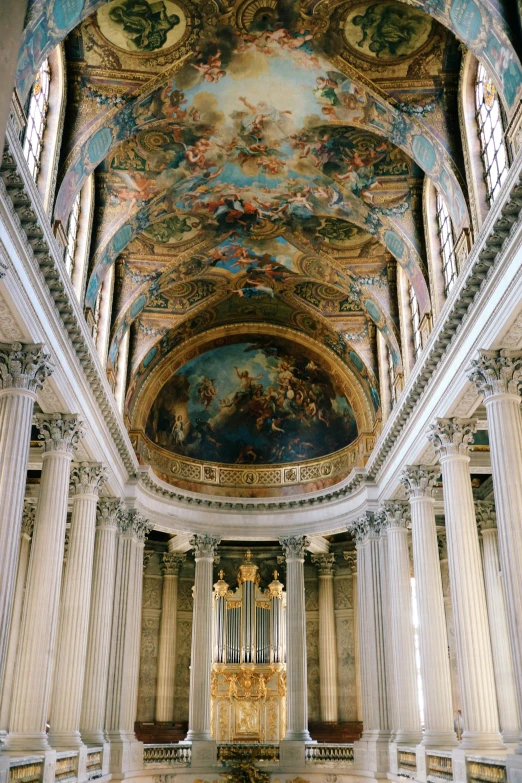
<box><xmin>344</xmin><ymin>1</ymin><xmax>433</xmax><ymax>62</ymax></box>
<box><xmin>97</xmin><ymin>0</ymin><xmax>187</xmax><ymax>54</ymax></box>
<box><xmin>146</xmin><ymin>337</ymin><xmax>358</xmax><ymax>464</ymax></box>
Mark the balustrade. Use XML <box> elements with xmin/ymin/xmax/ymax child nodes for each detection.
<box><xmin>7</xmin><ymin>757</ymin><xmax>44</xmax><ymax>783</ymax></box>
<box><xmin>467</xmin><ymin>757</ymin><xmax>507</xmax><ymax>783</ymax></box>
<box><xmin>54</xmin><ymin>753</ymin><xmax>78</xmax><ymax>783</ymax></box>
<box><xmin>305</xmin><ymin>743</ymin><xmax>354</xmax><ymax>764</ymax></box>
<box><xmin>217</xmin><ymin>744</ymin><xmax>279</xmax><ymax>763</ymax></box>
<box><xmin>427</xmin><ymin>751</ymin><xmax>453</xmax><ymax>782</ymax></box>
<box><xmin>142</xmin><ymin>743</ymin><xmax>192</xmax><ymax>766</ymax></box>
<box><xmin>85</xmin><ymin>749</ymin><xmax>103</xmax><ymax>781</ymax></box>
<box><xmin>398</xmin><ymin>748</ymin><xmax>417</xmax><ymax>778</ymax></box>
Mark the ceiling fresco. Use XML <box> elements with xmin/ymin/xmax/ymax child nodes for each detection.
<box><xmin>15</xmin><ymin>0</ymin><xmax>520</xmax><ymax>492</ymax></box>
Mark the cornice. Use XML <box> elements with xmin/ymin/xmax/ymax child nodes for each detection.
<box><xmin>0</xmin><ymin>122</ymin><xmax>138</xmax><ymax>478</ymax></box>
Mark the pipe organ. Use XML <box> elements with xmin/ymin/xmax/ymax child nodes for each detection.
<box><xmin>211</xmin><ymin>552</ymin><xmax>287</xmax><ymax>742</ymax></box>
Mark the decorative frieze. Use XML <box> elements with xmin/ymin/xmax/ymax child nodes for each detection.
<box><xmin>428</xmin><ymin>417</ymin><xmax>477</xmax><ymax>459</ymax></box>
<box><xmin>0</xmin><ymin>341</ymin><xmax>53</xmax><ymax>392</ymax></box>
<box><xmin>469</xmin><ymin>349</ymin><xmax>522</xmax><ymax>398</ymax></box>
<box><xmin>33</xmin><ymin>412</ymin><xmax>84</xmax><ymax>454</ymax></box>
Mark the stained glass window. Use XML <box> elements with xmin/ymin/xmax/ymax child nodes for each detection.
<box><xmin>475</xmin><ymin>62</ymin><xmax>508</xmax><ymax>204</ymax></box>
<box><xmin>436</xmin><ymin>194</ymin><xmax>457</xmax><ymax>296</ymax></box>
<box><xmin>23</xmin><ymin>59</ymin><xmax>51</xmax><ymax>181</ymax></box>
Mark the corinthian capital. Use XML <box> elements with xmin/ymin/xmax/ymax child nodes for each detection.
<box><xmin>21</xmin><ymin>502</ymin><xmax>35</xmax><ymax>537</ymax></box>
<box><xmin>70</xmin><ymin>463</ymin><xmax>108</xmax><ymax>497</ymax></box>
<box><xmin>468</xmin><ymin>349</ymin><xmax>522</xmax><ymax>399</ymax></box>
<box><xmin>343</xmin><ymin>551</ymin><xmax>357</xmax><ymax>572</ymax></box>
<box><xmin>279</xmin><ymin>535</ymin><xmax>310</xmax><ymax>561</ymax></box>
<box><xmin>378</xmin><ymin>501</ymin><xmax>410</xmax><ymax>530</ymax></box>
<box><xmin>162</xmin><ymin>552</ymin><xmax>185</xmax><ymax>576</ymax></box>
<box><xmin>0</xmin><ymin>342</ymin><xmax>53</xmax><ymax>393</ymax></box>
<box><xmin>400</xmin><ymin>465</ymin><xmax>438</xmax><ymax>498</ymax></box>
<box><xmin>96</xmin><ymin>497</ymin><xmax>125</xmax><ymax>528</ymax></box>
<box><xmin>119</xmin><ymin>509</ymin><xmax>153</xmax><ymax>542</ymax></box>
<box><xmin>34</xmin><ymin>412</ymin><xmax>84</xmax><ymax>454</ymax></box>
<box><xmin>428</xmin><ymin>417</ymin><xmax>476</xmax><ymax>459</ymax></box>
<box><xmin>191</xmin><ymin>533</ymin><xmax>221</xmax><ymax>559</ymax></box>
<box><xmin>475</xmin><ymin>500</ymin><xmax>497</xmax><ymax>532</ymax></box>
<box><xmin>311</xmin><ymin>552</ymin><xmax>336</xmax><ymax>575</ymax></box>
<box><xmin>349</xmin><ymin>511</ymin><xmax>379</xmax><ymax>545</ymax></box>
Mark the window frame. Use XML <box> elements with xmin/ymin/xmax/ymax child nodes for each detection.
<box><xmin>23</xmin><ymin>59</ymin><xmax>51</xmax><ymax>182</ymax></box>
<box><xmin>475</xmin><ymin>62</ymin><xmax>508</xmax><ymax>205</ymax></box>
<box><xmin>436</xmin><ymin>193</ymin><xmax>458</xmax><ymax>297</ymax></box>
<box><xmin>409</xmin><ymin>282</ymin><xmax>422</xmax><ymax>362</ymax></box>
<box><xmin>65</xmin><ymin>192</ymin><xmax>81</xmax><ymax>276</ymax></box>
<box><xmin>388</xmin><ymin>347</ymin><xmax>397</xmax><ymax>409</ymax></box>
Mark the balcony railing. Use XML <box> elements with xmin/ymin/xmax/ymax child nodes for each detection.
<box><xmin>467</xmin><ymin>756</ymin><xmax>507</xmax><ymax>783</ymax></box>
<box><xmin>8</xmin><ymin>756</ymin><xmax>44</xmax><ymax>783</ymax></box>
<box><xmin>217</xmin><ymin>744</ymin><xmax>279</xmax><ymax>763</ymax></box>
<box><xmin>54</xmin><ymin>752</ymin><xmax>78</xmax><ymax>783</ymax></box>
<box><xmin>85</xmin><ymin>748</ymin><xmax>103</xmax><ymax>780</ymax></box>
<box><xmin>398</xmin><ymin>747</ymin><xmax>417</xmax><ymax>778</ymax></box>
<box><xmin>428</xmin><ymin>751</ymin><xmax>453</xmax><ymax>782</ymax></box>
<box><xmin>305</xmin><ymin>743</ymin><xmax>354</xmax><ymax>764</ymax></box>
<box><xmin>142</xmin><ymin>743</ymin><xmax>191</xmax><ymax>766</ymax></box>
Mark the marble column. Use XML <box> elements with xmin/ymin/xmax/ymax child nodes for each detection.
<box><xmin>401</xmin><ymin>466</ymin><xmax>456</xmax><ymax>746</ymax></box>
<box><xmin>0</xmin><ymin>342</ymin><xmax>52</xmax><ymax>691</ymax></box>
<box><xmin>438</xmin><ymin>530</ymin><xmax>462</xmax><ymax>721</ymax></box>
<box><xmin>186</xmin><ymin>534</ymin><xmax>221</xmax><ymax>742</ymax></box>
<box><xmin>475</xmin><ymin>501</ymin><xmax>520</xmax><ymax>743</ymax></box>
<box><xmin>280</xmin><ymin>536</ymin><xmax>312</xmax><ymax>742</ymax></box>
<box><xmin>81</xmin><ymin>498</ymin><xmax>123</xmax><ymax>745</ymax></box>
<box><xmin>428</xmin><ymin>418</ymin><xmax>503</xmax><ymax>750</ymax></box>
<box><xmin>381</xmin><ymin>502</ymin><xmax>422</xmax><ymax>744</ymax></box>
<box><xmin>5</xmin><ymin>413</ymin><xmax>83</xmax><ymax>752</ymax></box>
<box><xmin>344</xmin><ymin>552</ymin><xmax>362</xmax><ymax>722</ymax></box>
<box><xmin>49</xmin><ymin>463</ymin><xmax>108</xmax><ymax>749</ymax></box>
<box><xmin>156</xmin><ymin>552</ymin><xmax>185</xmax><ymax>724</ymax></box>
<box><xmin>469</xmin><ymin>349</ymin><xmax>522</xmax><ymax>752</ymax></box>
<box><xmin>311</xmin><ymin>553</ymin><xmax>338</xmax><ymax>724</ymax></box>
<box><xmin>0</xmin><ymin>503</ymin><xmax>35</xmax><ymax>738</ymax></box>
<box><xmin>377</xmin><ymin>519</ymin><xmax>396</xmax><ymax>735</ymax></box>
<box><xmin>105</xmin><ymin>510</ymin><xmax>152</xmax><ymax>772</ymax></box>
<box><xmin>350</xmin><ymin>513</ymin><xmax>390</xmax><ymax>740</ymax></box>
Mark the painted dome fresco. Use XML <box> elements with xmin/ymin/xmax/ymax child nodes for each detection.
<box><xmin>18</xmin><ymin>0</ymin><xmax>522</xmax><ymax>494</ymax></box>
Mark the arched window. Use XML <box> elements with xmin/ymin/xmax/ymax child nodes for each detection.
<box><xmin>23</xmin><ymin>59</ymin><xmax>51</xmax><ymax>181</ymax></box>
<box><xmin>409</xmin><ymin>282</ymin><xmax>422</xmax><ymax>362</ymax></box>
<box><xmin>65</xmin><ymin>192</ymin><xmax>81</xmax><ymax>276</ymax></box>
<box><xmin>436</xmin><ymin>194</ymin><xmax>457</xmax><ymax>296</ymax></box>
<box><xmin>475</xmin><ymin>63</ymin><xmax>508</xmax><ymax>204</ymax></box>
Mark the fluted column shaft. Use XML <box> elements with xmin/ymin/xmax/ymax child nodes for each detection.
<box><xmin>156</xmin><ymin>553</ymin><xmax>184</xmax><ymax>723</ymax></box>
<box><xmin>383</xmin><ymin>504</ymin><xmax>422</xmax><ymax>743</ymax></box>
<box><xmin>280</xmin><ymin>536</ymin><xmax>312</xmax><ymax>741</ymax></box>
<box><xmin>477</xmin><ymin>505</ymin><xmax>520</xmax><ymax>743</ymax></box>
<box><xmin>344</xmin><ymin>554</ymin><xmax>363</xmax><ymax>722</ymax></box>
<box><xmin>0</xmin><ymin>342</ymin><xmax>52</xmax><ymax>690</ymax></box>
<box><xmin>355</xmin><ymin>537</ymin><xmax>372</xmax><ymax>734</ymax></box>
<box><xmin>313</xmin><ymin>554</ymin><xmax>338</xmax><ymax>723</ymax></box>
<box><xmin>401</xmin><ymin>466</ymin><xmax>456</xmax><ymax>746</ymax></box>
<box><xmin>469</xmin><ymin>350</ymin><xmax>522</xmax><ymax>751</ymax></box>
<box><xmin>49</xmin><ymin>464</ymin><xmax>107</xmax><ymax>748</ymax></box>
<box><xmin>186</xmin><ymin>535</ymin><xmax>220</xmax><ymax>741</ymax></box>
<box><xmin>429</xmin><ymin>419</ymin><xmax>502</xmax><ymax>750</ymax></box>
<box><xmin>378</xmin><ymin>531</ymin><xmax>396</xmax><ymax>734</ymax></box>
<box><xmin>5</xmin><ymin>414</ymin><xmax>83</xmax><ymax>752</ymax></box>
<box><xmin>105</xmin><ymin>511</ymin><xmax>152</xmax><ymax>744</ymax></box>
<box><xmin>81</xmin><ymin>499</ymin><xmax>122</xmax><ymax>745</ymax></box>
<box><xmin>0</xmin><ymin>504</ymin><xmax>34</xmax><ymax>736</ymax></box>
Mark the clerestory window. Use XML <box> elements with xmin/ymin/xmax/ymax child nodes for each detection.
<box><xmin>475</xmin><ymin>62</ymin><xmax>508</xmax><ymax>204</ymax></box>
<box><xmin>23</xmin><ymin>59</ymin><xmax>51</xmax><ymax>182</ymax></box>
<box><xmin>436</xmin><ymin>194</ymin><xmax>458</xmax><ymax>297</ymax></box>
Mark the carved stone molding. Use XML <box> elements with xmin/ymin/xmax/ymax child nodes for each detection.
<box><xmin>343</xmin><ymin>551</ymin><xmax>357</xmax><ymax>572</ymax></box>
<box><xmin>70</xmin><ymin>462</ymin><xmax>108</xmax><ymax>497</ymax></box>
<box><xmin>96</xmin><ymin>497</ymin><xmax>124</xmax><ymax>528</ymax></box>
<box><xmin>21</xmin><ymin>501</ymin><xmax>35</xmax><ymax>538</ymax></box>
<box><xmin>162</xmin><ymin>552</ymin><xmax>185</xmax><ymax>576</ymax></box>
<box><xmin>311</xmin><ymin>552</ymin><xmax>336</xmax><ymax>576</ymax></box>
<box><xmin>190</xmin><ymin>533</ymin><xmax>221</xmax><ymax>559</ymax></box>
<box><xmin>468</xmin><ymin>349</ymin><xmax>522</xmax><ymax>399</ymax></box>
<box><xmin>33</xmin><ymin>412</ymin><xmax>84</xmax><ymax>454</ymax></box>
<box><xmin>0</xmin><ymin>341</ymin><xmax>53</xmax><ymax>393</ymax></box>
<box><xmin>0</xmin><ymin>291</ymin><xmax>24</xmax><ymax>342</ymax></box>
<box><xmin>119</xmin><ymin>509</ymin><xmax>153</xmax><ymax>542</ymax></box>
<box><xmin>378</xmin><ymin>500</ymin><xmax>410</xmax><ymax>530</ymax></box>
<box><xmin>428</xmin><ymin>417</ymin><xmax>477</xmax><ymax>459</ymax></box>
<box><xmin>475</xmin><ymin>500</ymin><xmax>497</xmax><ymax>531</ymax></box>
<box><xmin>400</xmin><ymin>465</ymin><xmax>439</xmax><ymax>499</ymax></box>
<box><xmin>501</xmin><ymin>311</ymin><xmax>522</xmax><ymax>349</ymax></box>
<box><xmin>279</xmin><ymin>535</ymin><xmax>310</xmax><ymax>561</ymax></box>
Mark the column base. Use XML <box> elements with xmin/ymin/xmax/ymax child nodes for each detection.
<box><xmin>48</xmin><ymin>731</ymin><xmax>84</xmax><ymax>750</ymax></box>
<box><xmin>459</xmin><ymin>731</ymin><xmax>505</xmax><ymax>751</ymax></box>
<box><xmin>421</xmin><ymin>729</ymin><xmax>458</xmax><ymax>747</ymax></box>
<box><xmin>105</xmin><ymin>732</ymin><xmax>143</xmax><ymax>774</ymax></box>
<box><xmin>394</xmin><ymin>730</ymin><xmax>423</xmax><ymax>745</ymax></box>
<box><xmin>185</xmin><ymin>730</ymin><xmax>212</xmax><ymax>742</ymax></box>
<box><xmin>189</xmin><ymin>740</ymin><xmax>217</xmax><ymax>767</ymax></box>
<box><xmin>2</xmin><ymin>732</ymin><xmax>52</xmax><ymax>753</ymax></box>
<box><xmin>283</xmin><ymin>730</ymin><xmax>312</xmax><ymax>741</ymax></box>
<box><xmin>80</xmin><ymin>730</ymin><xmax>107</xmax><ymax>746</ymax></box>
<box><xmin>502</xmin><ymin>730</ymin><xmax>521</xmax><ymax>745</ymax></box>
